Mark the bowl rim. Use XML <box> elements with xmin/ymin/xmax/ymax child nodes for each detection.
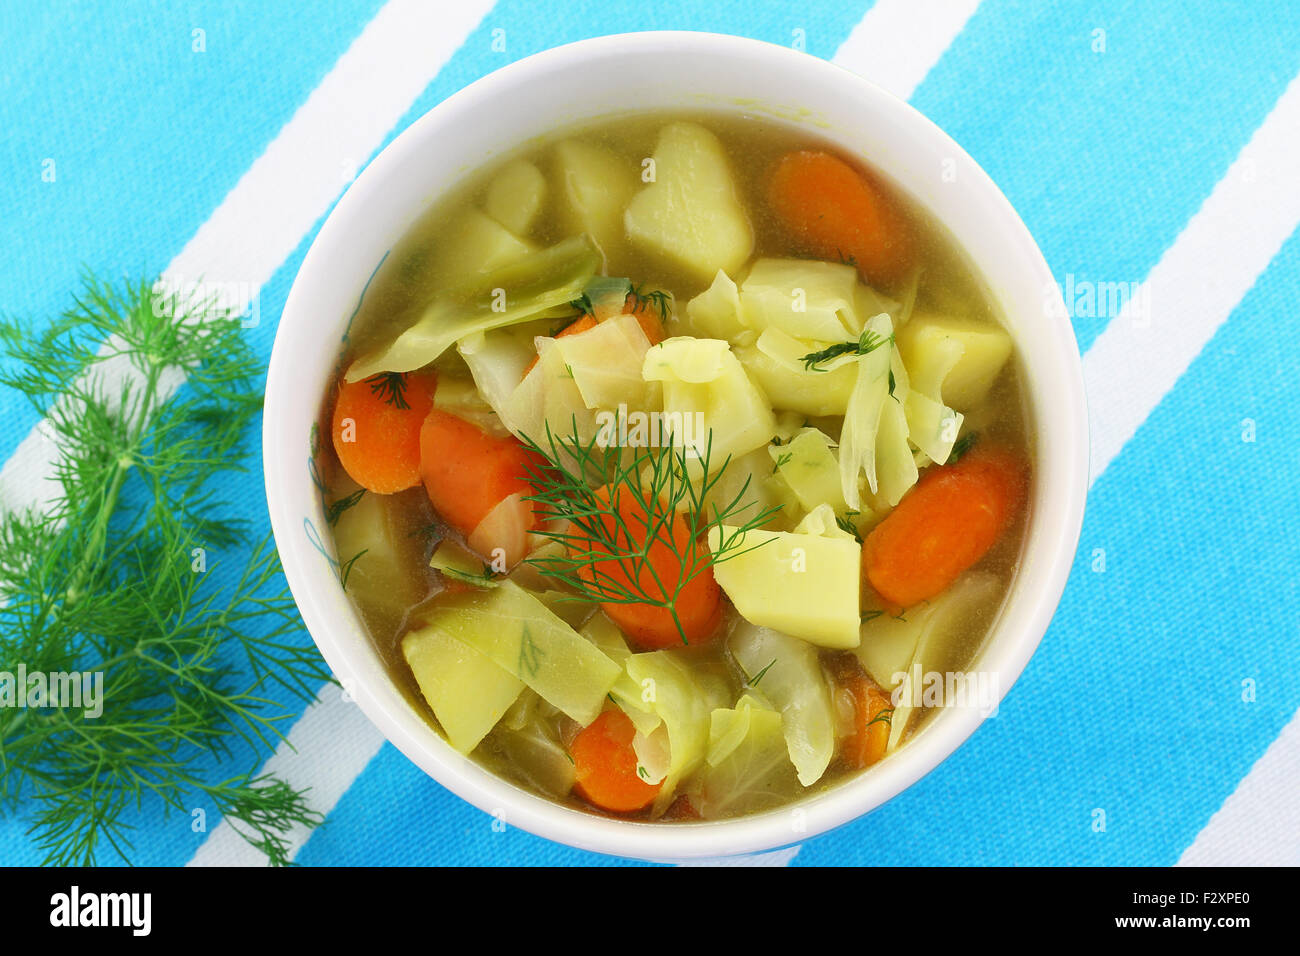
<box><xmin>265</xmin><ymin>29</ymin><xmax>1089</xmax><ymax>861</ymax></box>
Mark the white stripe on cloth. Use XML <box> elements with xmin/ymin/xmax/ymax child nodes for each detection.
<box><xmin>1177</xmin><ymin>711</ymin><xmax>1300</xmax><ymax>867</ymax></box>
<box><xmin>832</xmin><ymin>0</ymin><xmax>982</xmax><ymax>100</ymax></box>
<box><xmin>1083</xmin><ymin>70</ymin><xmax>1300</xmax><ymax>486</ymax></box>
<box><xmin>1086</xmin><ymin>70</ymin><xmax>1300</xmax><ymax>862</ymax></box>
<box><xmin>176</xmin><ymin>0</ymin><xmax>496</xmax><ymax>865</ymax></box>
<box><xmin>187</xmin><ymin>686</ymin><xmax>385</xmax><ymax>866</ymax></box>
<box><xmin>0</xmin><ymin>0</ymin><xmax>495</xmax><ymax>514</ymax></box>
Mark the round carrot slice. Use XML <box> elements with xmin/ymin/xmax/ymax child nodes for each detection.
<box><xmin>829</xmin><ymin>655</ymin><xmax>893</xmax><ymax>769</ymax></box>
<box><xmin>577</xmin><ymin>486</ymin><xmax>723</xmax><ymax>650</ymax></box>
<box><xmin>570</xmin><ymin>710</ymin><xmax>661</xmax><ymax>814</ymax></box>
<box><xmin>419</xmin><ymin>409</ymin><xmax>545</xmax><ymax>537</ymax></box>
<box><xmin>623</xmin><ymin>294</ymin><xmax>666</xmax><ymax>345</ymax></box>
<box><xmin>330</xmin><ymin>371</ymin><xmax>435</xmax><ymax>494</ymax></box>
<box><xmin>862</xmin><ymin>444</ymin><xmax>1027</xmax><ymax>607</ymax></box>
<box><xmin>768</xmin><ymin>149</ymin><xmax>913</xmax><ymax>284</ymax></box>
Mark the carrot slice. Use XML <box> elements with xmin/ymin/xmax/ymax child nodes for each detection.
<box><xmin>521</xmin><ymin>314</ymin><xmax>598</xmax><ymax>379</ymax></box>
<box><xmin>830</xmin><ymin>655</ymin><xmax>893</xmax><ymax>769</ymax></box>
<box><xmin>331</xmin><ymin>372</ymin><xmax>435</xmax><ymax>494</ymax></box>
<box><xmin>862</xmin><ymin>445</ymin><xmax>1027</xmax><ymax>607</ymax></box>
<box><xmin>570</xmin><ymin>709</ymin><xmax>661</xmax><ymax>813</ymax></box>
<box><xmin>576</xmin><ymin>486</ymin><xmax>723</xmax><ymax>650</ymax></box>
<box><xmin>623</xmin><ymin>294</ymin><xmax>666</xmax><ymax>345</ymax></box>
<box><xmin>768</xmin><ymin>149</ymin><xmax>913</xmax><ymax>284</ymax></box>
<box><xmin>418</xmin><ymin>409</ymin><xmax>544</xmax><ymax>539</ymax></box>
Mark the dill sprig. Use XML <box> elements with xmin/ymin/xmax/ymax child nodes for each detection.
<box><xmin>628</xmin><ymin>284</ymin><xmax>672</xmax><ymax>321</ymax></box>
<box><xmin>518</xmin><ymin>419</ymin><xmax>781</xmax><ymax>645</ymax></box>
<box><xmin>948</xmin><ymin>431</ymin><xmax>979</xmax><ymax>463</ymax></box>
<box><xmin>800</xmin><ymin>329</ymin><xmax>894</xmax><ymax>372</ymax></box>
<box><xmin>835</xmin><ymin>514</ymin><xmax>863</xmax><ymax>543</ymax></box>
<box><xmin>0</xmin><ymin>275</ymin><xmax>330</xmax><ymax>866</ymax></box>
<box><xmin>746</xmin><ymin>658</ymin><xmax>777</xmax><ymax>687</ymax></box>
<box><xmin>325</xmin><ymin>487</ymin><xmax>365</xmax><ymax>526</ymax></box>
<box><xmin>366</xmin><ymin>371</ymin><xmax>409</xmax><ymax>409</ymax></box>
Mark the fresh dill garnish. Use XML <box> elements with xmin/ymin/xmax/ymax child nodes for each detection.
<box><xmin>860</xmin><ymin>609</ymin><xmax>884</xmax><ymax>623</ymax></box>
<box><xmin>365</xmin><ymin>370</ymin><xmax>410</xmax><ymax>409</ymax></box>
<box><xmin>339</xmin><ymin>548</ymin><xmax>369</xmax><ymax>591</ymax></box>
<box><xmin>800</xmin><ymin>329</ymin><xmax>894</xmax><ymax>372</ymax></box>
<box><xmin>835</xmin><ymin>249</ymin><xmax>859</xmax><ymax>269</ymax></box>
<box><xmin>0</xmin><ymin>275</ymin><xmax>330</xmax><ymax>866</ymax></box>
<box><xmin>835</xmin><ymin>514</ymin><xmax>863</xmax><ymax>543</ymax></box>
<box><xmin>949</xmin><ymin>431</ymin><xmax>979</xmax><ymax>463</ymax></box>
<box><xmin>747</xmin><ymin>659</ymin><xmax>777</xmax><ymax>687</ymax></box>
<box><xmin>891</xmin><ymin>609</ymin><xmax>908</xmax><ymax>622</ymax></box>
<box><xmin>867</xmin><ymin>708</ymin><xmax>894</xmax><ymax>728</ymax></box>
<box><xmin>772</xmin><ymin>451</ymin><xmax>793</xmax><ymax>473</ymax></box>
<box><xmin>628</xmin><ymin>284</ymin><xmax>672</xmax><ymax>321</ymax></box>
<box><xmin>888</xmin><ymin>367</ymin><xmax>898</xmax><ymax>401</ymax></box>
<box><xmin>569</xmin><ymin>294</ymin><xmax>594</xmax><ymax>317</ymax></box>
<box><xmin>770</xmin><ymin>434</ymin><xmax>790</xmax><ymax>447</ymax></box>
<box><xmin>637</xmin><ymin>765</ymin><xmax>650</xmax><ymax>781</ymax></box>
<box><xmin>325</xmin><ymin>488</ymin><xmax>366</xmax><ymax>526</ymax></box>
<box><xmin>518</xmin><ymin>418</ymin><xmax>783</xmax><ymax>645</ymax></box>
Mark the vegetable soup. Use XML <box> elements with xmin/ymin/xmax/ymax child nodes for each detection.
<box><xmin>317</xmin><ymin>111</ymin><xmax>1032</xmax><ymax>821</ymax></box>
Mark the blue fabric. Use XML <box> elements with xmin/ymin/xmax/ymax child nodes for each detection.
<box><xmin>1</xmin><ymin>0</ymin><xmax>1298</xmax><ymax>866</ymax></box>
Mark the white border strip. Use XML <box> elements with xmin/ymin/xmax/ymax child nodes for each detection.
<box><xmin>832</xmin><ymin>0</ymin><xmax>982</xmax><ymax>100</ymax></box>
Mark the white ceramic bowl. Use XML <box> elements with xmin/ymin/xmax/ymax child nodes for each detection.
<box><xmin>265</xmin><ymin>31</ymin><xmax>1088</xmax><ymax>861</ymax></box>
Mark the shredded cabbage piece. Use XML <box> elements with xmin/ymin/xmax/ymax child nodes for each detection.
<box><xmin>690</xmin><ymin>693</ymin><xmax>795</xmax><ymax>818</ymax></box>
<box><xmin>874</xmin><ymin>349</ymin><xmax>920</xmax><ymax>506</ymax></box>
<box><xmin>769</xmin><ymin>428</ymin><xmax>849</xmax><ymax>515</ymax></box>
<box><xmin>555</xmin><ymin>312</ymin><xmax>661</xmax><ymax>413</ymax></box>
<box><xmin>457</xmin><ymin>328</ymin><xmax>533</xmax><ymax>424</ymax></box>
<box><xmin>728</xmin><ymin>624</ymin><xmax>838</xmax><ymax>786</ymax></box>
<box><xmin>642</xmin><ymin>336</ymin><xmax>776</xmax><ymax>467</ymax></box>
<box><xmin>632</xmin><ymin>725</ymin><xmax>672</xmax><ymax>786</ymax></box>
<box><xmin>855</xmin><ymin>572</ymin><xmax>1002</xmax><ymax>752</ymax></box>
<box><xmin>740</xmin><ymin>258</ymin><xmax>862</xmax><ymax>341</ymax></box>
<box><xmin>897</xmin><ymin>313</ymin><xmax>965</xmax><ymax>466</ymax></box>
<box><xmin>503</xmin><ymin>337</ymin><xmax>600</xmax><ymax>446</ymax></box>
<box><xmin>345</xmin><ymin>235</ymin><xmax>600</xmax><ymax>381</ymax></box>
<box><xmin>623</xmin><ymin>651</ymin><xmax>730</xmax><ymax>815</ymax></box>
<box><xmin>684</xmin><ymin>269</ymin><xmax>750</xmax><ymax>344</ymax></box>
<box><xmin>837</xmin><ymin>312</ymin><xmax>895</xmax><ymax>510</ymax></box>
<box><xmin>423</xmin><ymin>580</ymin><xmax>620</xmax><ymax>726</ymax></box>
<box><xmin>579</xmin><ymin>614</ymin><xmax>663</xmax><ymax>737</ymax></box>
